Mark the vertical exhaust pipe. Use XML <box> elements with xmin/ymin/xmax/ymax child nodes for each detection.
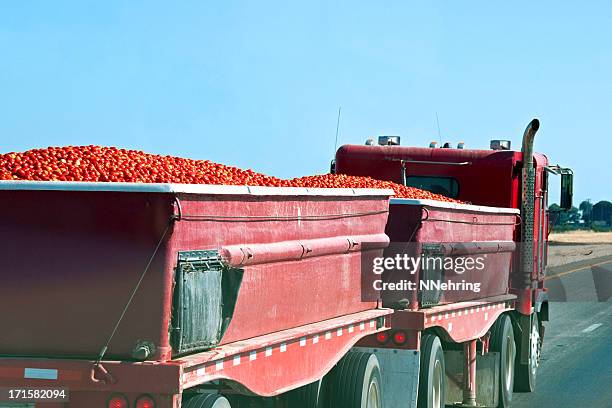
<box><xmin>520</xmin><ymin>119</ymin><xmax>540</xmax><ymax>288</ymax></box>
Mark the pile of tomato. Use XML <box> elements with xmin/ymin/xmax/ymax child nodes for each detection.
<box><xmin>288</xmin><ymin>174</ymin><xmax>460</xmax><ymax>202</ymax></box>
<box><xmin>0</xmin><ymin>146</ymin><xmax>286</xmax><ymax>186</ymax></box>
<box><xmin>0</xmin><ymin>146</ymin><xmax>461</xmax><ymax>202</ymax></box>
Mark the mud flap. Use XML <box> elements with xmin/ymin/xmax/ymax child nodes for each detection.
<box><xmin>355</xmin><ymin>347</ymin><xmax>420</xmax><ymax>408</ymax></box>
<box><xmin>514</xmin><ymin>314</ymin><xmax>532</xmax><ymax>365</ymax></box>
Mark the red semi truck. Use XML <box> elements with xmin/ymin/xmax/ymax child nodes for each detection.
<box><xmin>0</xmin><ymin>119</ymin><xmax>572</xmax><ymax>408</ymax></box>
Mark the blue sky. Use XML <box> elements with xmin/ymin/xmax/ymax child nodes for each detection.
<box><xmin>0</xmin><ymin>1</ymin><xmax>609</xmax><ymax>204</ymax></box>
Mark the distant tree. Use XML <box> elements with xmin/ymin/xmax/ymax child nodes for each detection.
<box><xmin>593</xmin><ymin>201</ymin><xmax>612</xmax><ymax>226</ymax></box>
<box><xmin>567</xmin><ymin>206</ymin><xmax>581</xmax><ymax>224</ymax></box>
<box><xmin>549</xmin><ymin>204</ymin><xmax>580</xmax><ymax>226</ymax></box>
<box><xmin>579</xmin><ymin>199</ymin><xmax>593</xmax><ymax>226</ymax></box>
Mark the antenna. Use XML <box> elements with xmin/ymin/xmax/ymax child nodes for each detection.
<box><xmin>435</xmin><ymin>112</ymin><xmax>442</xmax><ymax>144</ymax></box>
<box><xmin>333</xmin><ymin>106</ymin><xmax>342</xmax><ymax>153</ymax></box>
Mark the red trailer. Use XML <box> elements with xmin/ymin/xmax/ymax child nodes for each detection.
<box><xmin>0</xmin><ymin>183</ymin><xmax>394</xmax><ymax>407</ymax></box>
<box><xmin>0</xmin><ymin>119</ymin><xmax>573</xmax><ymax>408</ymax></box>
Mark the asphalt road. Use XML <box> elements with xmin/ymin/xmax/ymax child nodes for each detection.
<box><xmin>512</xmin><ymin>256</ymin><xmax>612</xmax><ymax>408</ymax></box>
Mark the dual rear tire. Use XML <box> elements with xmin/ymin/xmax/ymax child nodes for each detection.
<box><xmin>418</xmin><ymin>334</ymin><xmax>445</xmax><ymax>408</ymax></box>
<box><xmin>183</xmin><ymin>394</ymin><xmax>232</xmax><ymax>408</ymax></box>
<box><xmin>514</xmin><ymin>313</ymin><xmax>541</xmax><ymax>392</ymax></box>
<box><xmin>324</xmin><ymin>351</ymin><xmax>383</xmax><ymax>408</ymax></box>
<box><xmin>491</xmin><ymin>314</ymin><xmax>516</xmax><ymax>408</ymax></box>
<box><xmin>418</xmin><ymin>315</ymin><xmax>517</xmax><ymax>408</ymax></box>
<box><xmin>279</xmin><ymin>351</ymin><xmax>383</xmax><ymax>408</ymax></box>
<box><xmin>280</xmin><ymin>380</ymin><xmax>322</xmax><ymax>408</ymax></box>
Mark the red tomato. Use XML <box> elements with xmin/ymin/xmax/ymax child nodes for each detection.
<box><xmin>0</xmin><ymin>146</ymin><xmax>461</xmax><ymax>202</ymax></box>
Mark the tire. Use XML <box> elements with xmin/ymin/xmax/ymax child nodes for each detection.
<box><xmin>280</xmin><ymin>380</ymin><xmax>322</xmax><ymax>408</ymax></box>
<box><xmin>183</xmin><ymin>393</ymin><xmax>232</xmax><ymax>408</ymax></box>
<box><xmin>326</xmin><ymin>351</ymin><xmax>383</xmax><ymax>408</ymax></box>
<box><xmin>514</xmin><ymin>314</ymin><xmax>541</xmax><ymax>392</ymax></box>
<box><xmin>490</xmin><ymin>314</ymin><xmax>516</xmax><ymax>408</ymax></box>
<box><xmin>417</xmin><ymin>334</ymin><xmax>445</xmax><ymax>408</ymax></box>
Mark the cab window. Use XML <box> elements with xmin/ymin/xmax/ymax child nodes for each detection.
<box><xmin>405</xmin><ymin>176</ymin><xmax>460</xmax><ymax>198</ymax></box>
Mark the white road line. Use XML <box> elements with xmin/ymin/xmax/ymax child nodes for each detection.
<box><xmin>582</xmin><ymin>323</ymin><xmax>603</xmax><ymax>333</ymax></box>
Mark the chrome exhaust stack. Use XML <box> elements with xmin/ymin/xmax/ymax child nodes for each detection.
<box><xmin>520</xmin><ymin>119</ymin><xmax>540</xmax><ymax>288</ymax></box>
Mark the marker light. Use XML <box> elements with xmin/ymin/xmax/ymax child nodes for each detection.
<box><xmin>376</xmin><ymin>332</ymin><xmax>390</xmax><ymax>344</ymax></box>
<box><xmin>108</xmin><ymin>394</ymin><xmax>128</xmax><ymax>408</ymax></box>
<box><xmin>136</xmin><ymin>395</ymin><xmax>155</xmax><ymax>408</ymax></box>
<box><xmin>393</xmin><ymin>330</ymin><xmax>408</xmax><ymax>345</ymax></box>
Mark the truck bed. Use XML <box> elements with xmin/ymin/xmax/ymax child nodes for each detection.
<box><xmin>0</xmin><ymin>181</ymin><xmax>392</xmax><ymax>361</ymax></box>
<box><xmin>384</xmin><ymin>198</ymin><xmax>520</xmax><ymax>308</ymax></box>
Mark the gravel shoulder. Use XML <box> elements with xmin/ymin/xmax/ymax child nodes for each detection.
<box><xmin>547</xmin><ymin>231</ymin><xmax>612</xmax><ymax>267</ymax></box>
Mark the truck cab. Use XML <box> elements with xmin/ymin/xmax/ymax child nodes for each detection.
<box><xmin>334</xmin><ymin>127</ymin><xmax>572</xmax><ymax>312</ymax></box>
<box><xmin>334</xmin><ymin>121</ymin><xmax>574</xmax><ymax>407</ymax></box>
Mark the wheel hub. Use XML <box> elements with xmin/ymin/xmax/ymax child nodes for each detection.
<box><xmin>530</xmin><ymin>324</ymin><xmax>541</xmax><ymax>375</ymax></box>
<box><xmin>433</xmin><ymin>359</ymin><xmax>442</xmax><ymax>407</ymax></box>
<box><xmin>367</xmin><ymin>380</ymin><xmax>380</xmax><ymax>408</ymax></box>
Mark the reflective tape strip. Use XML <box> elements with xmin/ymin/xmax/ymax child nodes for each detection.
<box><xmin>181</xmin><ymin>316</ymin><xmax>384</xmax><ymax>388</ymax></box>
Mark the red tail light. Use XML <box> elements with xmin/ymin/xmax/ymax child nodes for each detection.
<box><xmin>108</xmin><ymin>394</ymin><xmax>128</xmax><ymax>408</ymax></box>
<box><xmin>376</xmin><ymin>331</ymin><xmax>389</xmax><ymax>344</ymax></box>
<box><xmin>392</xmin><ymin>330</ymin><xmax>408</xmax><ymax>345</ymax></box>
<box><xmin>136</xmin><ymin>395</ymin><xmax>155</xmax><ymax>408</ymax></box>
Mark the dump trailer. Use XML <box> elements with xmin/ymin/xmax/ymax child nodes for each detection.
<box><xmin>1</xmin><ymin>119</ymin><xmax>572</xmax><ymax>408</ymax></box>
<box><xmin>0</xmin><ymin>183</ymin><xmax>394</xmax><ymax>407</ymax></box>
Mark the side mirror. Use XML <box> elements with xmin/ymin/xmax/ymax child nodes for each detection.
<box><xmin>560</xmin><ymin>172</ymin><xmax>573</xmax><ymax>210</ymax></box>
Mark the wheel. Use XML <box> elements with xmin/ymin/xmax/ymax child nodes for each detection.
<box><xmin>417</xmin><ymin>334</ymin><xmax>445</xmax><ymax>408</ymax></box>
<box><xmin>280</xmin><ymin>380</ymin><xmax>322</xmax><ymax>408</ymax></box>
<box><xmin>514</xmin><ymin>313</ymin><xmax>541</xmax><ymax>392</ymax></box>
<box><xmin>325</xmin><ymin>351</ymin><xmax>383</xmax><ymax>408</ymax></box>
<box><xmin>490</xmin><ymin>314</ymin><xmax>516</xmax><ymax>407</ymax></box>
<box><xmin>183</xmin><ymin>393</ymin><xmax>232</xmax><ymax>408</ymax></box>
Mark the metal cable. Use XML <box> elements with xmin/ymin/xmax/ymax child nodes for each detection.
<box><xmin>422</xmin><ymin>218</ymin><xmax>520</xmax><ymax>226</ymax></box>
<box><xmin>421</xmin><ymin>206</ymin><xmax>521</xmax><ymax>226</ymax></box>
<box><xmin>177</xmin><ymin>209</ymin><xmax>389</xmax><ymax>222</ymax></box>
<box><xmin>94</xmin><ymin>219</ymin><xmax>173</xmax><ymax>366</ymax></box>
